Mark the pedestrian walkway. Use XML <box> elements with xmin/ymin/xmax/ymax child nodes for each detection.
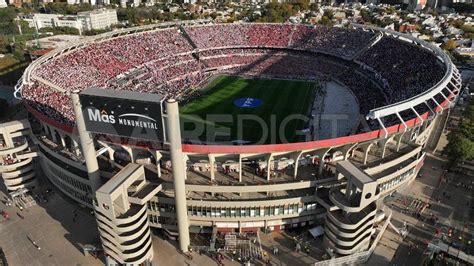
<box><xmin>0</xmin><ymin>186</ymin><xmax>101</xmax><ymax>266</ymax></box>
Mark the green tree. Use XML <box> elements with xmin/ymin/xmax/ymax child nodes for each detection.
<box><xmin>65</xmin><ymin>3</ymin><xmax>93</xmax><ymax>15</ymax></box>
<box><xmin>0</xmin><ymin>37</ymin><xmax>9</xmax><ymax>54</ymax></box>
<box><xmin>444</xmin><ymin>101</ymin><xmax>474</xmax><ymax>165</ymax></box>
<box><xmin>126</xmin><ymin>8</ymin><xmax>140</xmax><ymax>24</ymax></box>
<box><xmin>294</xmin><ymin>0</ymin><xmax>309</xmax><ymax>11</ymax></box>
<box><xmin>12</xmin><ymin>50</ymin><xmax>25</xmax><ymax>61</ymax></box>
<box><xmin>117</xmin><ymin>8</ymin><xmax>128</xmax><ymax>21</ymax></box>
<box><xmin>43</xmin><ymin>2</ymin><xmax>93</xmax><ymax>15</ymax></box>
<box><xmin>0</xmin><ymin>7</ymin><xmax>18</xmax><ymax>22</ymax></box>
<box><xmin>451</xmin><ymin>3</ymin><xmax>474</xmax><ymax>14</ymax></box>
<box><xmin>360</xmin><ymin>9</ymin><xmax>372</xmax><ymax>23</ymax></box>
<box><xmin>257</xmin><ymin>2</ymin><xmax>296</xmax><ymax>23</ymax></box>
<box><xmin>309</xmin><ymin>3</ymin><xmax>318</xmax><ymax>11</ymax></box>
<box><xmin>319</xmin><ymin>16</ymin><xmax>331</xmax><ymax>26</ymax></box>
<box><xmin>179</xmin><ymin>12</ymin><xmax>188</xmax><ymax>20</ymax></box>
<box><xmin>19</xmin><ymin>20</ymin><xmax>35</xmax><ymax>35</ymax></box>
<box><xmin>43</xmin><ymin>3</ymin><xmax>68</xmax><ymax>14</ymax></box>
<box><xmin>39</xmin><ymin>26</ymin><xmax>80</xmax><ymax>35</ymax></box>
<box><xmin>445</xmin><ymin>136</ymin><xmax>474</xmax><ymax>164</ymax></box>
<box><xmin>449</xmin><ymin>19</ymin><xmax>464</xmax><ymax>28</ymax></box>
<box><xmin>441</xmin><ymin>39</ymin><xmax>458</xmax><ymax>51</ymax></box>
<box><xmin>0</xmin><ymin>7</ymin><xmax>21</xmax><ymax>35</ymax></box>
<box><xmin>323</xmin><ymin>10</ymin><xmax>333</xmax><ymax>20</ymax></box>
<box><xmin>83</xmin><ymin>28</ymin><xmax>110</xmax><ymax>36</ymax></box>
<box><xmin>190</xmin><ymin>13</ymin><xmax>199</xmax><ymax>20</ymax></box>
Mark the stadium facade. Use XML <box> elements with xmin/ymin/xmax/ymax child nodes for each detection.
<box><xmin>1</xmin><ymin>21</ymin><xmax>462</xmax><ymax>264</ymax></box>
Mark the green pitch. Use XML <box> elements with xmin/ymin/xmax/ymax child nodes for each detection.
<box><xmin>180</xmin><ymin>75</ymin><xmax>317</xmax><ymax>144</ymax></box>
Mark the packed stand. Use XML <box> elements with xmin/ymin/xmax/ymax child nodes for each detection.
<box><xmin>33</xmin><ymin>27</ymin><xmax>194</xmax><ymax>92</ymax></box>
<box><xmin>335</xmin><ymin>68</ymin><xmax>387</xmax><ymax>115</ymax></box>
<box><xmin>184</xmin><ymin>24</ymin><xmax>374</xmax><ymax>58</ymax></box>
<box><xmin>200</xmin><ymin>49</ymin><xmax>343</xmax><ymax>79</ymax></box>
<box><xmin>22</xmin><ymin>81</ymin><xmax>75</xmax><ymax>127</ymax></box>
<box><xmin>21</xmin><ymin>23</ymin><xmax>444</xmax><ymax>130</ymax></box>
<box><xmin>357</xmin><ymin>37</ymin><xmax>446</xmax><ymax>103</ymax></box>
<box><xmin>290</xmin><ymin>25</ymin><xmax>375</xmax><ymax>58</ymax></box>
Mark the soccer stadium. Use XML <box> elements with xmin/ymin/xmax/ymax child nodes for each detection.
<box><xmin>0</xmin><ymin>21</ymin><xmax>462</xmax><ymax>264</ymax></box>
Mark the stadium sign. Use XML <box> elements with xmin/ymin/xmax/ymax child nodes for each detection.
<box><xmin>79</xmin><ymin>88</ymin><xmax>165</xmax><ymax>141</ymax></box>
<box><xmin>86</xmin><ymin>109</ymin><xmax>159</xmax><ymax>130</ymax></box>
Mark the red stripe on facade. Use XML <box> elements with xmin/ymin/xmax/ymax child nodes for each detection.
<box><xmin>26</xmin><ymin>104</ymin><xmax>75</xmax><ymax>134</ymax></box>
<box><xmin>27</xmin><ymin>97</ymin><xmax>450</xmax><ymax>154</ymax></box>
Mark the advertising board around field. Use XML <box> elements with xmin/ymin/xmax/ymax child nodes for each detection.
<box><xmin>79</xmin><ymin>87</ymin><xmax>165</xmax><ymax>142</ymax></box>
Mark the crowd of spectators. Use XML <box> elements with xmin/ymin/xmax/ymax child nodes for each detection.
<box><xmin>22</xmin><ymin>23</ymin><xmax>445</xmax><ymax>130</ymax></box>
<box><xmin>358</xmin><ymin>37</ymin><xmax>446</xmax><ymax>104</ymax></box>
<box><xmin>210</xmin><ymin>52</ymin><xmax>343</xmax><ymax>80</ymax></box>
<box><xmin>186</xmin><ymin>24</ymin><xmax>374</xmax><ymax>59</ymax></box>
<box><xmin>335</xmin><ymin>68</ymin><xmax>387</xmax><ymax>115</ymax></box>
<box><xmin>289</xmin><ymin>25</ymin><xmax>374</xmax><ymax>58</ymax></box>
<box><xmin>33</xmin><ymin>28</ymin><xmax>193</xmax><ymax>92</ymax></box>
<box><xmin>22</xmin><ymin>81</ymin><xmax>75</xmax><ymax>126</ymax></box>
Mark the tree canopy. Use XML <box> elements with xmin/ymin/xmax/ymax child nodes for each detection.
<box><xmin>0</xmin><ymin>7</ymin><xmax>21</xmax><ymax>36</ymax></box>
<box><xmin>41</xmin><ymin>3</ymin><xmax>93</xmax><ymax>15</ymax></box>
<box><xmin>441</xmin><ymin>39</ymin><xmax>458</xmax><ymax>51</ymax></box>
<box><xmin>257</xmin><ymin>2</ymin><xmax>297</xmax><ymax>23</ymax></box>
<box><xmin>39</xmin><ymin>26</ymin><xmax>80</xmax><ymax>35</ymax></box>
<box><xmin>444</xmin><ymin>100</ymin><xmax>474</xmax><ymax>165</ymax></box>
<box><xmin>450</xmin><ymin>3</ymin><xmax>474</xmax><ymax>14</ymax></box>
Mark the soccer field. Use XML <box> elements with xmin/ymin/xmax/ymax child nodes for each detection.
<box><xmin>180</xmin><ymin>75</ymin><xmax>317</xmax><ymax>144</ymax></box>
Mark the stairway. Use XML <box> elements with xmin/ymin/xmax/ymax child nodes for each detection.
<box><xmin>179</xmin><ymin>25</ymin><xmax>198</xmax><ymax>50</ymax></box>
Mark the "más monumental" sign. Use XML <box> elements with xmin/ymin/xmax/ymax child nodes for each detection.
<box><xmin>79</xmin><ymin>88</ymin><xmax>165</xmax><ymax>142</ymax></box>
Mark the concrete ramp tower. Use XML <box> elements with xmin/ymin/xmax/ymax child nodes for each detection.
<box><xmin>94</xmin><ymin>163</ymin><xmax>161</xmax><ymax>265</ymax></box>
<box><xmin>0</xmin><ymin>120</ymin><xmax>38</xmax><ymax>193</ymax></box>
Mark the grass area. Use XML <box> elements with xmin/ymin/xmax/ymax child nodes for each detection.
<box><xmin>0</xmin><ymin>55</ymin><xmax>19</xmax><ymax>71</ymax></box>
<box><xmin>0</xmin><ymin>56</ymin><xmax>28</xmax><ymax>86</ymax></box>
<box><xmin>180</xmin><ymin>75</ymin><xmax>317</xmax><ymax>144</ymax></box>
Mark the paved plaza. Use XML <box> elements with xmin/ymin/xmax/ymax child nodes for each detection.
<box><xmin>369</xmin><ymin>154</ymin><xmax>473</xmax><ymax>265</ymax></box>
<box><xmin>0</xmin><ymin>181</ymin><xmax>327</xmax><ymax>266</ymax></box>
<box><xmin>152</xmin><ymin>229</ymin><xmax>326</xmax><ymax>266</ymax></box>
<box><xmin>1</xmin><ymin>152</ymin><xmax>471</xmax><ymax>266</ymax></box>
<box><xmin>0</xmin><ymin>185</ymin><xmax>102</xmax><ymax>266</ymax></box>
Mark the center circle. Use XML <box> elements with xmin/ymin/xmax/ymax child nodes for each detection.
<box><xmin>233</xmin><ymin>98</ymin><xmax>263</xmax><ymax>108</ymax></box>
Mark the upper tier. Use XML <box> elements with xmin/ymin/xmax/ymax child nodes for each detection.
<box><xmin>19</xmin><ymin>22</ymin><xmax>451</xmax><ymax>132</ymax></box>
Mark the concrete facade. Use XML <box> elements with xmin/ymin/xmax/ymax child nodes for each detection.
<box><xmin>21</xmin><ymin>9</ymin><xmax>118</xmax><ymax>34</ymax></box>
<box><xmin>0</xmin><ymin>120</ymin><xmax>38</xmax><ymax>193</ymax></box>
<box><xmin>8</xmin><ymin>22</ymin><xmax>463</xmax><ymax>260</ymax></box>
<box><xmin>95</xmin><ymin>164</ymin><xmax>159</xmax><ymax>264</ymax></box>
<box><xmin>26</xmin><ymin>104</ymin><xmax>450</xmax><ymax>258</ymax></box>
